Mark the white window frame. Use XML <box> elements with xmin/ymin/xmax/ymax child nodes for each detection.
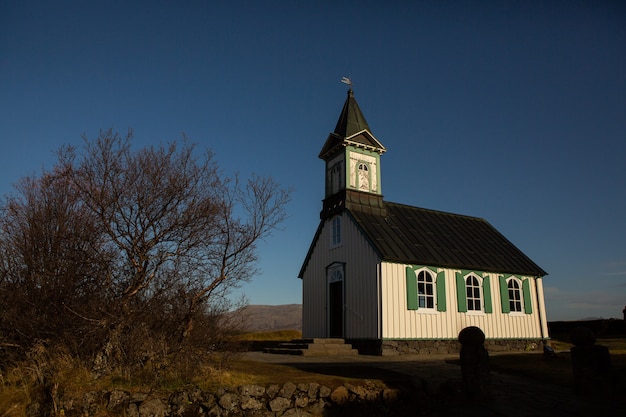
<box><xmin>465</xmin><ymin>274</ymin><xmax>483</xmax><ymax>313</ymax></box>
<box><xmin>416</xmin><ymin>269</ymin><xmax>436</xmax><ymax>311</ymax></box>
<box><xmin>507</xmin><ymin>277</ymin><xmax>524</xmax><ymax>314</ymax></box>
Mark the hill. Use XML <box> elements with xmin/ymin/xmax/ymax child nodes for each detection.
<box><xmin>235</xmin><ymin>304</ymin><xmax>302</xmax><ymax>331</ymax></box>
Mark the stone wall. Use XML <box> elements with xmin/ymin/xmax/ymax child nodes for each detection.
<box><xmin>33</xmin><ymin>381</ymin><xmax>406</xmax><ymax>417</ymax></box>
<box><xmin>381</xmin><ymin>338</ymin><xmax>544</xmax><ymax>356</ymax></box>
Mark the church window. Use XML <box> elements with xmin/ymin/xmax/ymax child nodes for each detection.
<box><xmin>329</xmin><ymin>267</ymin><xmax>343</xmax><ymax>283</ymax></box>
<box><xmin>330</xmin><ymin>162</ymin><xmax>342</xmax><ymax>194</ymax></box>
<box><xmin>508</xmin><ymin>278</ymin><xmax>523</xmax><ymax>312</ymax></box>
<box><xmin>357</xmin><ymin>162</ymin><xmax>370</xmax><ymax>191</ymax></box>
<box><xmin>466</xmin><ymin>275</ymin><xmax>482</xmax><ymax>311</ymax></box>
<box><xmin>417</xmin><ymin>270</ymin><xmax>435</xmax><ymax>309</ymax></box>
<box><xmin>406</xmin><ymin>266</ymin><xmax>446</xmax><ymax>312</ymax></box>
<box><xmin>456</xmin><ymin>271</ymin><xmax>492</xmax><ymax>313</ymax></box>
<box><xmin>499</xmin><ymin>276</ymin><xmax>533</xmax><ymax>314</ymax></box>
<box><xmin>331</xmin><ymin>216</ymin><xmax>341</xmax><ymax>246</ymax></box>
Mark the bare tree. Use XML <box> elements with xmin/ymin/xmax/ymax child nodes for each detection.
<box><xmin>57</xmin><ymin>129</ymin><xmax>290</xmax><ymax>368</ymax></box>
<box><xmin>0</xmin><ymin>166</ymin><xmax>111</xmax><ymax>356</ymax></box>
<box><xmin>0</xmin><ymin>129</ymin><xmax>290</xmax><ymax>372</ymax></box>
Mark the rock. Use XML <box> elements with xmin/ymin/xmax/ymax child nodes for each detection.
<box><xmin>282</xmin><ymin>409</ymin><xmax>313</xmax><ymax>417</ymax></box>
<box><xmin>127</xmin><ymin>403</ymin><xmax>139</xmax><ymax>417</ymax></box>
<box><xmin>242</xmin><ymin>411</ymin><xmax>273</xmax><ymax>417</ymax></box>
<box><xmin>107</xmin><ymin>390</ymin><xmax>130</xmax><ymax>410</ymax></box>
<box><xmin>318</xmin><ymin>386</ymin><xmax>332</xmax><ymax>398</ymax></box>
<box><xmin>207</xmin><ymin>404</ymin><xmax>222</xmax><ymax>417</ymax></box>
<box><xmin>82</xmin><ymin>391</ymin><xmax>103</xmax><ymax>416</ymax></box>
<box><xmin>169</xmin><ymin>391</ymin><xmax>189</xmax><ymax>408</ymax></box>
<box><xmin>207</xmin><ymin>404</ymin><xmax>223</xmax><ymax>417</ymax></box>
<box><xmin>218</xmin><ymin>393</ymin><xmax>239</xmax><ymax>411</ymax></box>
<box><xmin>138</xmin><ymin>398</ymin><xmax>168</xmax><ymax>417</ymax></box>
<box><xmin>330</xmin><ymin>386</ymin><xmax>349</xmax><ymax>405</ymax></box>
<box><xmin>266</xmin><ymin>384</ymin><xmax>280</xmax><ymax>398</ymax></box>
<box><xmin>56</xmin><ymin>381</ymin><xmax>404</xmax><ymax>417</ymax></box>
<box><xmin>345</xmin><ymin>383</ymin><xmax>367</xmax><ymax>399</ymax></box>
<box><xmin>279</xmin><ymin>382</ymin><xmax>297</xmax><ymax>398</ymax></box>
<box><xmin>239</xmin><ymin>384</ymin><xmax>266</xmax><ymax>397</ymax></box>
<box><xmin>200</xmin><ymin>393</ymin><xmax>217</xmax><ymax>409</ymax></box>
<box><xmin>176</xmin><ymin>403</ymin><xmax>204</xmax><ymax>417</ymax></box>
<box><xmin>307</xmin><ymin>382</ymin><xmax>319</xmax><ymax>399</ymax></box>
<box><xmin>187</xmin><ymin>388</ymin><xmax>204</xmax><ymax>403</ymax></box>
<box><xmin>308</xmin><ymin>399</ymin><xmax>327</xmax><ymax>415</ymax></box>
<box><xmin>131</xmin><ymin>392</ymin><xmax>149</xmax><ymax>403</ymax></box>
<box><xmin>240</xmin><ymin>395</ymin><xmax>264</xmax><ymax>410</ymax></box>
<box><xmin>382</xmin><ymin>388</ymin><xmax>399</xmax><ymax>404</ymax></box>
<box><xmin>269</xmin><ymin>396</ymin><xmax>291</xmax><ymax>412</ymax></box>
<box><xmin>294</xmin><ymin>395</ymin><xmax>309</xmax><ymax>408</ymax></box>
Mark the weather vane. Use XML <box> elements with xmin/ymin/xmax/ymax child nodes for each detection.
<box><xmin>341</xmin><ymin>76</ymin><xmax>353</xmax><ymax>89</ymax></box>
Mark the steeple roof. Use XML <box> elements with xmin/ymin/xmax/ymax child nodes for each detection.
<box><xmin>319</xmin><ymin>89</ymin><xmax>386</xmax><ymax>160</ymax></box>
<box><xmin>333</xmin><ymin>89</ymin><xmax>370</xmax><ymax>137</ymax></box>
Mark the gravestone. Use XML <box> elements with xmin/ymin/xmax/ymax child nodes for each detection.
<box><xmin>458</xmin><ymin>326</ymin><xmax>491</xmax><ymax>402</ymax></box>
<box><xmin>570</xmin><ymin>326</ymin><xmax>612</xmax><ymax>393</ymax></box>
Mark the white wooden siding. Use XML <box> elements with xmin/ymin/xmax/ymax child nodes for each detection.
<box><xmin>381</xmin><ymin>262</ymin><xmax>547</xmax><ymax>340</ymax></box>
<box><xmin>301</xmin><ymin>212</ymin><xmax>380</xmax><ymax>339</ymax></box>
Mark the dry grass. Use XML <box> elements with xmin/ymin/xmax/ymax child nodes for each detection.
<box><xmin>203</xmin><ymin>359</ymin><xmax>369</xmax><ymax>390</ymax></box>
<box><xmin>235</xmin><ymin>329</ymin><xmax>302</xmax><ymax>341</ymax></box>
<box><xmin>0</xmin><ymin>334</ymin><xmax>366</xmax><ymax>417</ymax></box>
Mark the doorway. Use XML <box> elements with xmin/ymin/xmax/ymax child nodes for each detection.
<box><xmin>328</xmin><ymin>266</ymin><xmax>344</xmax><ymax>338</ymax></box>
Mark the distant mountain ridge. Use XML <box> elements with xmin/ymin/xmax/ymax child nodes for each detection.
<box><xmin>236</xmin><ymin>304</ymin><xmax>302</xmax><ymax>331</ymax></box>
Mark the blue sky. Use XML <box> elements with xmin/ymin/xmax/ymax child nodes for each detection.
<box><xmin>1</xmin><ymin>1</ymin><xmax>625</xmax><ymax>321</ymax></box>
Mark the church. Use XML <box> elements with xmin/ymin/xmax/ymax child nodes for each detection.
<box><xmin>298</xmin><ymin>88</ymin><xmax>549</xmax><ymax>355</ymax></box>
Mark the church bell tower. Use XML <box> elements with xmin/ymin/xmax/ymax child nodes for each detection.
<box><xmin>318</xmin><ymin>88</ymin><xmax>387</xmax><ymax>220</ymax></box>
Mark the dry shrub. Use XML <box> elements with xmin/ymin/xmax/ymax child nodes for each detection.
<box><xmin>0</xmin><ymin>342</ymin><xmax>93</xmax><ymax>417</ymax></box>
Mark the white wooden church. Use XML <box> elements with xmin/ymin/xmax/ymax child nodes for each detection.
<box><xmin>298</xmin><ymin>88</ymin><xmax>549</xmax><ymax>355</ymax></box>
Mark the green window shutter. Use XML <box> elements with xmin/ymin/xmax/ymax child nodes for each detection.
<box><xmin>499</xmin><ymin>276</ymin><xmax>510</xmax><ymax>313</ymax></box>
<box><xmin>436</xmin><ymin>271</ymin><xmax>446</xmax><ymax>312</ymax></box>
<box><xmin>455</xmin><ymin>272</ymin><xmax>467</xmax><ymax>312</ymax></box>
<box><xmin>483</xmin><ymin>275</ymin><xmax>492</xmax><ymax>313</ymax></box>
<box><xmin>406</xmin><ymin>267</ymin><xmax>418</xmax><ymax>310</ymax></box>
<box><xmin>522</xmin><ymin>279</ymin><xmax>533</xmax><ymax>314</ymax></box>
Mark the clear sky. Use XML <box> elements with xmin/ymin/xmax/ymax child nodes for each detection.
<box><xmin>1</xmin><ymin>1</ymin><xmax>625</xmax><ymax>321</ymax></box>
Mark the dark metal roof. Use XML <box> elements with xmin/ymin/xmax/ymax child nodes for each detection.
<box><xmin>318</xmin><ymin>89</ymin><xmax>386</xmax><ymax>160</ymax></box>
<box><xmin>333</xmin><ymin>88</ymin><xmax>370</xmax><ymax>137</ymax></box>
<box><xmin>348</xmin><ymin>201</ymin><xmax>547</xmax><ymax>277</ymax></box>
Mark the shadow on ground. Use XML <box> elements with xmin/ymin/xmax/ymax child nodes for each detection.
<box><xmin>259</xmin><ymin>354</ymin><xmax>626</xmax><ymax>417</ymax></box>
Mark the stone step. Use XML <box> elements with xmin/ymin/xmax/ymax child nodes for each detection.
<box><xmin>301</xmin><ymin>348</ymin><xmax>359</xmax><ymax>356</ymax></box>
<box><xmin>263</xmin><ymin>347</ymin><xmax>305</xmax><ymax>355</ymax></box>
<box><xmin>303</xmin><ymin>343</ymin><xmax>355</xmax><ymax>351</ymax></box>
<box><xmin>263</xmin><ymin>338</ymin><xmax>359</xmax><ymax>356</ymax></box>
<box><xmin>300</xmin><ymin>338</ymin><xmax>348</xmax><ymax>345</ymax></box>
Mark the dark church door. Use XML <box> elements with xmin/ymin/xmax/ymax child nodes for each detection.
<box><xmin>328</xmin><ymin>280</ymin><xmax>344</xmax><ymax>338</ymax></box>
